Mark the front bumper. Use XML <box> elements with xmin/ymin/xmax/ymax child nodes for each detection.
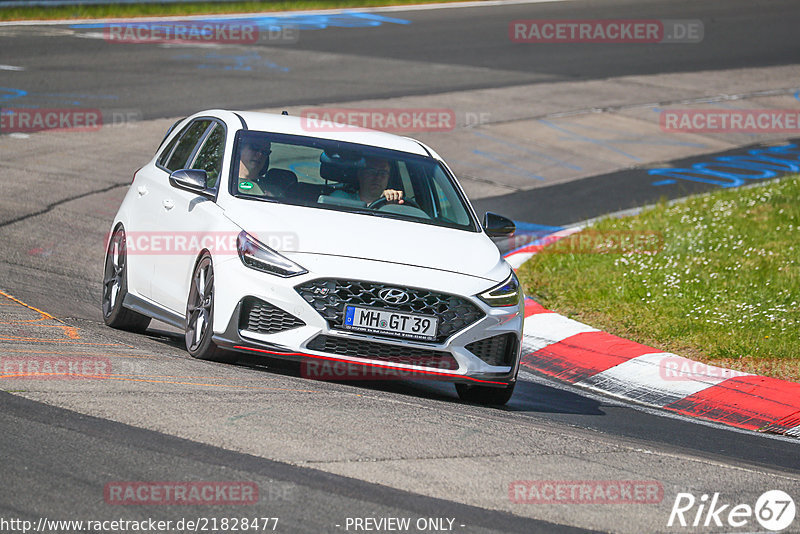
<box><xmin>211</xmin><ymin>255</ymin><xmax>523</xmax><ymax>387</ymax></box>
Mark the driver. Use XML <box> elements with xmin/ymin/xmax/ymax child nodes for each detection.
<box><xmin>334</xmin><ymin>157</ymin><xmax>404</xmax><ymax>205</ymax></box>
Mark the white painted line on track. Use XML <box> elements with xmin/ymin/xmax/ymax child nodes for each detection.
<box><xmin>0</xmin><ymin>64</ymin><xmax>25</xmax><ymax>71</ymax></box>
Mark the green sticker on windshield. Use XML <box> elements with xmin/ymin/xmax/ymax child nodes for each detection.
<box><xmin>240</xmin><ymin>181</ymin><xmax>254</xmax><ymax>191</ymax></box>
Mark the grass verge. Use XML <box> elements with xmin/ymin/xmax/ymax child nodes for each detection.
<box><xmin>517</xmin><ymin>176</ymin><xmax>800</xmax><ymax>382</ymax></box>
<box><xmin>0</xmin><ymin>0</ymin><xmax>465</xmax><ymax>22</ymax></box>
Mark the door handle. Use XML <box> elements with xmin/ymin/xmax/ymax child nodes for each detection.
<box><xmin>162</xmin><ymin>199</ymin><xmax>174</xmax><ymax>210</ymax></box>
<box><xmin>137</xmin><ymin>185</ymin><xmax>148</xmax><ymax>196</ymax></box>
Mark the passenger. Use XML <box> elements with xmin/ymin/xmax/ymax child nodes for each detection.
<box><xmin>237</xmin><ymin>140</ymin><xmax>271</xmax><ymax>195</ymax></box>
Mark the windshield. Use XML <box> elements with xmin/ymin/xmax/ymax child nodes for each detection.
<box><xmin>229</xmin><ymin>131</ymin><xmax>479</xmax><ymax>232</ymax></box>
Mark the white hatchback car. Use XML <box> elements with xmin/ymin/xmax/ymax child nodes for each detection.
<box><xmin>103</xmin><ymin>110</ymin><xmax>523</xmax><ymax>404</ymax></box>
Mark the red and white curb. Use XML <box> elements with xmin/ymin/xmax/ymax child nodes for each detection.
<box><xmin>506</xmin><ymin>232</ymin><xmax>800</xmax><ymax>438</ymax></box>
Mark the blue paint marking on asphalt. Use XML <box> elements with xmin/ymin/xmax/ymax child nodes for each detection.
<box><xmin>504</xmin><ymin>221</ymin><xmax>565</xmax><ymax>256</ymax></box>
<box><xmin>173</xmin><ymin>52</ymin><xmax>289</xmax><ymax>72</ymax></box>
<box><xmin>614</xmin><ymin>136</ymin><xmax>706</xmax><ymax>147</ymax></box>
<box><xmin>70</xmin><ymin>12</ymin><xmax>411</xmax><ymax>30</ymax></box>
<box><xmin>538</xmin><ymin>119</ymin><xmax>642</xmax><ymax>161</ymax></box>
<box><xmin>0</xmin><ymin>87</ymin><xmax>27</xmax><ymax>101</ymax></box>
<box><xmin>795</xmin><ymin>90</ymin><xmax>800</xmax><ymax>102</ymax></box>
<box><xmin>472</xmin><ymin>130</ymin><xmax>581</xmax><ymax>171</ymax></box>
<box><xmin>37</xmin><ymin>92</ymin><xmax>119</xmax><ymax>100</ymax></box>
<box><xmin>175</xmin><ymin>11</ymin><xmax>411</xmax><ymax>30</ymax></box>
<box><xmin>514</xmin><ymin>221</ymin><xmax>564</xmax><ymax>234</ymax></box>
<box><xmin>567</xmin><ymin>118</ymin><xmax>707</xmax><ymax>149</ymax></box>
<box><xmin>0</xmin><ymin>88</ymin><xmax>118</xmax><ymax>107</ymax></box>
<box><xmin>649</xmin><ymin>142</ymin><xmax>800</xmax><ymax>188</ymax></box>
<box><xmin>451</xmin><ymin>159</ymin><xmax>544</xmax><ymax>181</ymax></box>
<box><xmin>470</xmin><ymin>150</ymin><xmax>546</xmax><ymax>181</ymax></box>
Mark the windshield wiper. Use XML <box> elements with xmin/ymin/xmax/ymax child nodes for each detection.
<box><xmin>239</xmin><ymin>195</ymin><xmax>280</xmax><ymax>204</ymax></box>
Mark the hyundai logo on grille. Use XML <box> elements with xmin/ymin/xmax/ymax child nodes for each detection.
<box><xmin>378</xmin><ymin>288</ymin><xmax>410</xmax><ymax>305</ymax></box>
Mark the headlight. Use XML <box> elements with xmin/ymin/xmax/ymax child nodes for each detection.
<box><xmin>237</xmin><ymin>231</ymin><xmax>307</xmax><ymax>277</ymax></box>
<box><xmin>477</xmin><ymin>272</ymin><xmax>521</xmax><ymax>307</ymax></box>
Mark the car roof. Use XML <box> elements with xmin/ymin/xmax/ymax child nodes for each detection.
<box><xmin>228</xmin><ymin>111</ymin><xmax>430</xmax><ymax>156</ymax></box>
<box><xmin>229</xmin><ymin>110</ymin><xmax>431</xmax><ymax>157</ymax></box>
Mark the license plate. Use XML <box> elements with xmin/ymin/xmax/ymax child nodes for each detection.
<box><xmin>343</xmin><ymin>306</ymin><xmax>438</xmax><ymax>340</ymax></box>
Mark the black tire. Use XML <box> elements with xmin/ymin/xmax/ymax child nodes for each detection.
<box><xmin>102</xmin><ymin>227</ymin><xmax>151</xmax><ymax>333</ymax></box>
<box><xmin>456</xmin><ymin>382</ymin><xmax>516</xmax><ymax>406</ymax></box>
<box><xmin>185</xmin><ymin>253</ymin><xmax>235</xmax><ymax>363</ymax></box>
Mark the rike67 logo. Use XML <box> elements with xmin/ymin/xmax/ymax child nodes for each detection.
<box><xmin>668</xmin><ymin>490</ymin><xmax>795</xmax><ymax>531</ymax></box>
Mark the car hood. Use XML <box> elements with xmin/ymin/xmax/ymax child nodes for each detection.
<box><xmin>224</xmin><ymin>201</ymin><xmax>505</xmax><ymax>281</ymax></box>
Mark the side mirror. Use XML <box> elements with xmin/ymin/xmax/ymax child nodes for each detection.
<box><xmin>483</xmin><ymin>212</ymin><xmax>515</xmax><ymax>237</ymax></box>
<box><xmin>169</xmin><ymin>169</ymin><xmax>213</xmax><ymax>198</ymax></box>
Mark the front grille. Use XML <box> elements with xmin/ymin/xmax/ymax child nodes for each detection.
<box><xmin>306</xmin><ymin>335</ymin><xmax>458</xmax><ymax>370</ymax></box>
<box><xmin>239</xmin><ymin>297</ymin><xmax>305</xmax><ymax>335</ymax></box>
<box><xmin>466</xmin><ymin>333</ymin><xmax>518</xmax><ymax>366</ymax></box>
<box><xmin>295</xmin><ymin>279</ymin><xmax>484</xmax><ymax>342</ymax></box>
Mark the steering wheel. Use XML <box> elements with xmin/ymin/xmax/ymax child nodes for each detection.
<box><xmin>367</xmin><ymin>197</ymin><xmax>422</xmax><ymax>210</ymax></box>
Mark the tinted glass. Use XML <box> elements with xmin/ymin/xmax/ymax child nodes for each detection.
<box><xmin>157</xmin><ymin>122</ymin><xmax>186</xmax><ymax>168</ymax></box>
<box><xmin>165</xmin><ymin>119</ymin><xmax>211</xmax><ymax>172</ymax></box>
<box><xmin>190</xmin><ymin>123</ymin><xmax>225</xmax><ymax>188</ymax></box>
<box><xmin>229</xmin><ymin>131</ymin><xmax>477</xmax><ymax>232</ymax></box>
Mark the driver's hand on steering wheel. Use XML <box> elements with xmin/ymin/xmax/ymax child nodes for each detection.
<box><xmin>382</xmin><ymin>189</ymin><xmax>404</xmax><ymax>204</ymax></box>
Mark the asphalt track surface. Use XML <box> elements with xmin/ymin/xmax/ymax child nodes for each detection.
<box><xmin>1</xmin><ymin>1</ymin><xmax>800</xmax><ymax>533</ymax></box>
<box><xmin>1</xmin><ymin>0</ymin><xmax>798</xmax><ymax>119</ymax></box>
<box><xmin>476</xmin><ymin>139</ymin><xmax>800</xmax><ymax>225</ymax></box>
<box><xmin>0</xmin><ymin>391</ymin><xmax>570</xmax><ymax>534</ymax></box>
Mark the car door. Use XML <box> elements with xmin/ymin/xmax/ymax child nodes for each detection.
<box><xmin>151</xmin><ymin>120</ymin><xmax>227</xmax><ymax>314</ymax></box>
<box><xmin>142</xmin><ymin>118</ymin><xmax>213</xmax><ymax>312</ymax></box>
<box><xmin>123</xmin><ymin>120</ymin><xmax>191</xmax><ymax>300</ymax></box>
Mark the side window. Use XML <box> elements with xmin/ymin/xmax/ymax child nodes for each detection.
<box><xmin>157</xmin><ymin>125</ymin><xmax>185</xmax><ymax>168</ymax></box>
<box><xmin>164</xmin><ymin>119</ymin><xmax>212</xmax><ymax>172</ymax></box>
<box><xmin>190</xmin><ymin>123</ymin><xmax>225</xmax><ymax>188</ymax></box>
